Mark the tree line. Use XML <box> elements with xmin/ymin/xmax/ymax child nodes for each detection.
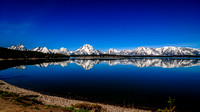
<box><xmin>0</xmin><ymin>47</ymin><xmax>69</xmax><ymax>59</ymax></box>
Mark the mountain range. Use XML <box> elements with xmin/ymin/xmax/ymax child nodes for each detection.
<box><xmin>7</xmin><ymin>44</ymin><xmax>200</xmax><ymax>56</ymax></box>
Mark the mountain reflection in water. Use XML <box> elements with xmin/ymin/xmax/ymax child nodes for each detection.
<box><xmin>0</xmin><ymin>58</ymin><xmax>200</xmax><ymax>111</ymax></box>
<box><xmin>10</xmin><ymin>58</ymin><xmax>200</xmax><ymax>70</ymax></box>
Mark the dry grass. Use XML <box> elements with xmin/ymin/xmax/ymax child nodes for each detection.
<box><xmin>0</xmin><ymin>80</ymin><xmax>150</xmax><ymax>112</ymax></box>
<box><xmin>0</xmin><ymin>90</ymin><xmax>87</xmax><ymax>112</ymax></box>
<box><xmin>72</xmin><ymin>103</ymin><xmax>106</xmax><ymax>112</ymax></box>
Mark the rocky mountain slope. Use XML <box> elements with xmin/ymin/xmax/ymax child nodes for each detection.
<box><xmin>8</xmin><ymin>44</ymin><xmax>26</xmax><ymax>51</ymax></box>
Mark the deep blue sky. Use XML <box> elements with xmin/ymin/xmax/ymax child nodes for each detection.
<box><xmin>0</xmin><ymin>0</ymin><xmax>200</xmax><ymax>51</ymax></box>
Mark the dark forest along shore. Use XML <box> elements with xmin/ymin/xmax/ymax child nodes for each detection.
<box><xmin>0</xmin><ymin>58</ymin><xmax>200</xmax><ymax>111</ymax></box>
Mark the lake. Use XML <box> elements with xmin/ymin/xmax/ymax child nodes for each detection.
<box><xmin>0</xmin><ymin>58</ymin><xmax>200</xmax><ymax>111</ymax></box>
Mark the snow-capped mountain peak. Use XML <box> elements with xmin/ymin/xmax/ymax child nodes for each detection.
<box><xmin>42</xmin><ymin>47</ymin><xmax>50</xmax><ymax>53</ymax></box>
<box><xmin>130</xmin><ymin>46</ymin><xmax>200</xmax><ymax>56</ymax></box>
<box><xmin>107</xmin><ymin>48</ymin><xmax>120</xmax><ymax>55</ymax></box>
<box><xmin>154</xmin><ymin>46</ymin><xmax>199</xmax><ymax>56</ymax></box>
<box><xmin>79</xmin><ymin>44</ymin><xmax>94</xmax><ymax>51</ymax></box>
<box><xmin>8</xmin><ymin>44</ymin><xmax>26</xmax><ymax>51</ymax></box>
<box><xmin>134</xmin><ymin>47</ymin><xmax>152</xmax><ymax>51</ymax></box>
<box><xmin>50</xmin><ymin>47</ymin><xmax>70</xmax><ymax>55</ymax></box>
<box><xmin>31</xmin><ymin>47</ymin><xmax>52</xmax><ymax>54</ymax></box>
<box><xmin>60</xmin><ymin>47</ymin><xmax>68</xmax><ymax>51</ymax></box>
<box><xmin>131</xmin><ymin>47</ymin><xmax>159</xmax><ymax>56</ymax></box>
<box><xmin>72</xmin><ymin>44</ymin><xmax>102</xmax><ymax>55</ymax></box>
<box><xmin>120</xmin><ymin>50</ymin><xmax>132</xmax><ymax>55</ymax></box>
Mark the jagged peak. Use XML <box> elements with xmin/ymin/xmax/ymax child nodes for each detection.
<box><xmin>83</xmin><ymin>44</ymin><xmax>92</xmax><ymax>46</ymax></box>
<box><xmin>75</xmin><ymin>44</ymin><xmax>94</xmax><ymax>51</ymax></box>
<box><xmin>80</xmin><ymin>44</ymin><xmax>93</xmax><ymax>49</ymax></box>
<box><xmin>107</xmin><ymin>48</ymin><xmax>120</xmax><ymax>54</ymax></box>
<box><xmin>108</xmin><ymin>48</ymin><xmax>119</xmax><ymax>51</ymax></box>
<box><xmin>43</xmin><ymin>47</ymin><xmax>48</xmax><ymax>49</ymax></box>
<box><xmin>10</xmin><ymin>44</ymin><xmax>24</xmax><ymax>47</ymax></box>
<box><xmin>35</xmin><ymin>47</ymin><xmax>43</xmax><ymax>48</ymax></box>
<box><xmin>8</xmin><ymin>44</ymin><xmax>26</xmax><ymax>51</ymax></box>
<box><xmin>60</xmin><ymin>47</ymin><xmax>68</xmax><ymax>50</ymax></box>
<box><xmin>16</xmin><ymin>44</ymin><xmax>24</xmax><ymax>46</ymax></box>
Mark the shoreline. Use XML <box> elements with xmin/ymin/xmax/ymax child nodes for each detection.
<box><xmin>0</xmin><ymin>58</ymin><xmax>70</xmax><ymax>61</ymax></box>
<box><xmin>0</xmin><ymin>80</ymin><xmax>149</xmax><ymax>112</ymax></box>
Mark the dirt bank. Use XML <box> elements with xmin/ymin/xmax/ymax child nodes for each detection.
<box><xmin>0</xmin><ymin>80</ymin><xmax>150</xmax><ymax>112</ymax></box>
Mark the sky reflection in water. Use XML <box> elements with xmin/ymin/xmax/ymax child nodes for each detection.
<box><xmin>0</xmin><ymin>58</ymin><xmax>200</xmax><ymax>111</ymax></box>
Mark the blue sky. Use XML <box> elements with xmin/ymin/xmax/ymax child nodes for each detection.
<box><xmin>0</xmin><ymin>0</ymin><xmax>200</xmax><ymax>51</ymax></box>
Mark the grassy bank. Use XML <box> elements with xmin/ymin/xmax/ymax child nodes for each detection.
<box><xmin>0</xmin><ymin>80</ymin><xmax>149</xmax><ymax>112</ymax></box>
<box><xmin>0</xmin><ymin>89</ymin><xmax>104</xmax><ymax>112</ymax></box>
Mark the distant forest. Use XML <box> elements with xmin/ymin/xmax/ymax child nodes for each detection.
<box><xmin>0</xmin><ymin>47</ymin><xmax>69</xmax><ymax>59</ymax></box>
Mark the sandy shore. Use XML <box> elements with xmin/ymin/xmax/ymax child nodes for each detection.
<box><xmin>0</xmin><ymin>80</ymin><xmax>150</xmax><ymax>112</ymax></box>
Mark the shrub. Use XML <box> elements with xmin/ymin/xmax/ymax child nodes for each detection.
<box><xmin>157</xmin><ymin>96</ymin><xmax>175</xmax><ymax>112</ymax></box>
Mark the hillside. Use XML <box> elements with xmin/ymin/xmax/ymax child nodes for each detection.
<box><xmin>0</xmin><ymin>47</ymin><xmax>69</xmax><ymax>59</ymax></box>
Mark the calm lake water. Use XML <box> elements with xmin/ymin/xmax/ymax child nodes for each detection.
<box><xmin>0</xmin><ymin>58</ymin><xmax>200</xmax><ymax>111</ymax></box>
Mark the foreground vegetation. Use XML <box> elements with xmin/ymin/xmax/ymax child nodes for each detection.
<box><xmin>157</xmin><ymin>97</ymin><xmax>175</xmax><ymax>112</ymax></box>
<box><xmin>0</xmin><ymin>89</ymin><xmax>177</xmax><ymax>112</ymax></box>
<box><xmin>0</xmin><ymin>90</ymin><xmax>106</xmax><ymax>112</ymax></box>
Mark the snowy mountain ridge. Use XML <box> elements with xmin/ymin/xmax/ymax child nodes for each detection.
<box><xmin>31</xmin><ymin>47</ymin><xmax>52</xmax><ymax>54</ymax></box>
<box><xmin>7</xmin><ymin>44</ymin><xmax>200</xmax><ymax>56</ymax></box>
<box><xmin>72</xmin><ymin>44</ymin><xmax>103</xmax><ymax>55</ymax></box>
<box><xmin>8</xmin><ymin>44</ymin><xmax>26</xmax><ymax>51</ymax></box>
<box><xmin>107</xmin><ymin>48</ymin><xmax>120</xmax><ymax>55</ymax></box>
